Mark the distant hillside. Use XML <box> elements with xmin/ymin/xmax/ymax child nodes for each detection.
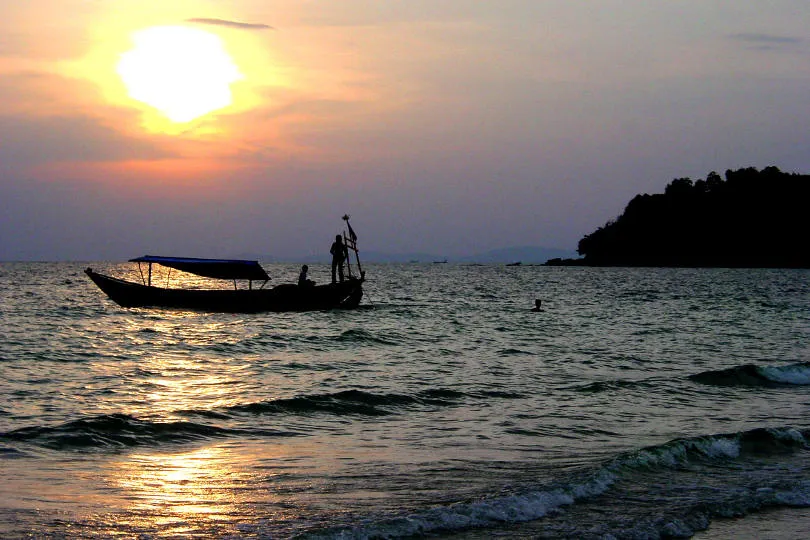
<box><xmin>571</xmin><ymin>166</ymin><xmax>810</xmax><ymax>268</ymax></box>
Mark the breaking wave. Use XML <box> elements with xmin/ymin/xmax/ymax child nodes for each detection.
<box><xmin>305</xmin><ymin>473</ymin><xmax>614</xmax><ymax>539</ymax></box>
<box><xmin>611</xmin><ymin>426</ymin><xmax>808</xmax><ymax>470</ymax></box>
<box><xmin>305</xmin><ymin>426</ymin><xmax>810</xmax><ymax>539</ymax></box>
<box><xmin>690</xmin><ymin>362</ymin><xmax>810</xmax><ymax>387</ymax></box>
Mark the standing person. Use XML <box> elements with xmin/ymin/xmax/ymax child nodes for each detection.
<box><xmin>330</xmin><ymin>235</ymin><xmax>348</xmax><ymax>283</ymax></box>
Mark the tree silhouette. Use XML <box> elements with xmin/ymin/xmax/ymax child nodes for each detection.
<box><xmin>572</xmin><ymin>166</ymin><xmax>810</xmax><ymax>268</ymax></box>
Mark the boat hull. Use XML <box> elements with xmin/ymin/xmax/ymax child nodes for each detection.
<box><xmin>85</xmin><ymin>268</ymin><xmax>363</xmax><ymax>313</ymax></box>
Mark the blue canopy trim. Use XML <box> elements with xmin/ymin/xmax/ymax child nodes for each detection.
<box><xmin>130</xmin><ymin>255</ymin><xmax>270</xmax><ymax>281</ymax></box>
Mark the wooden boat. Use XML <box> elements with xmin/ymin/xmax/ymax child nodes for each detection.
<box><xmin>85</xmin><ymin>217</ymin><xmax>365</xmax><ymax>313</ymax></box>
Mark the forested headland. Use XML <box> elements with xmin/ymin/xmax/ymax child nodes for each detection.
<box><xmin>547</xmin><ymin>166</ymin><xmax>810</xmax><ymax>268</ymax></box>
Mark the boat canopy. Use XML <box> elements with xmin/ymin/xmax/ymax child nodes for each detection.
<box><xmin>130</xmin><ymin>255</ymin><xmax>270</xmax><ymax>281</ymax></box>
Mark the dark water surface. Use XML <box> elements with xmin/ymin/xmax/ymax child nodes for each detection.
<box><xmin>1</xmin><ymin>263</ymin><xmax>809</xmax><ymax>538</ymax></box>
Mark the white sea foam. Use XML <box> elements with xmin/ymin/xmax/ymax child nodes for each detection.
<box><xmin>759</xmin><ymin>363</ymin><xmax>810</xmax><ymax>385</ymax></box>
<box><xmin>324</xmin><ymin>492</ymin><xmax>574</xmax><ymax>539</ymax></box>
<box><xmin>768</xmin><ymin>427</ymin><xmax>807</xmax><ymax>444</ymax></box>
<box><xmin>702</xmin><ymin>437</ymin><xmax>741</xmax><ymax>459</ymax></box>
<box><xmin>774</xmin><ymin>481</ymin><xmax>810</xmax><ymax>506</ymax></box>
<box><xmin>616</xmin><ymin>435</ymin><xmax>743</xmax><ymax>472</ymax></box>
<box><xmin>624</xmin><ymin>444</ymin><xmax>687</xmax><ymax>468</ymax></box>
<box><xmin>318</xmin><ymin>474</ymin><xmax>617</xmax><ymax>539</ymax></box>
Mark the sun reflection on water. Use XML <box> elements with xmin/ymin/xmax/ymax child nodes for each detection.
<box><xmin>105</xmin><ymin>443</ymin><xmax>293</xmax><ymax>535</ymax></box>
<box><xmin>97</xmin><ymin>312</ymin><xmax>266</xmax><ymax>419</ymax></box>
<box><xmin>116</xmin><ymin>446</ymin><xmax>243</xmax><ymax>514</ymax></box>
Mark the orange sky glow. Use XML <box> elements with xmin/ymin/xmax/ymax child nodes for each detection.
<box><xmin>5</xmin><ymin>1</ymin><xmax>387</xmax><ymax>183</ymax></box>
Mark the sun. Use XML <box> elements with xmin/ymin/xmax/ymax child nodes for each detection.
<box><xmin>117</xmin><ymin>26</ymin><xmax>243</xmax><ymax>123</ymax></box>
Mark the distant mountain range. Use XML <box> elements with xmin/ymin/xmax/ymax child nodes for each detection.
<box><xmin>237</xmin><ymin>246</ymin><xmax>577</xmax><ymax>264</ymax></box>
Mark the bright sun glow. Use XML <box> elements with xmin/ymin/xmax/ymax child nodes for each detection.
<box><xmin>117</xmin><ymin>26</ymin><xmax>243</xmax><ymax>123</ymax></box>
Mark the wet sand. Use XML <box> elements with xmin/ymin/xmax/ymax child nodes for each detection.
<box><xmin>691</xmin><ymin>507</ymin><xmax>810</xmax><ymax>539</ymax></box>
<box><xmin>439</xmin><ymin>507</ymin><xmax>810</xmax><ymax>539</ymax></box>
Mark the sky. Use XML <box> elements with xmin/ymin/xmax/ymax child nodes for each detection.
<box><xmin>1</xmin><ymin>0</ymin><xmax>809</xmax><ymax>261</ymax></box>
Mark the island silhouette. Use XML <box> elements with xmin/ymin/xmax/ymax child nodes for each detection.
<box><xmin>547</xmin><ymin>166</ymin><xmax>810</xmax><ymax>268</ymax></box>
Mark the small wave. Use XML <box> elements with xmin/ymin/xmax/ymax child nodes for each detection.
<box><xmin>0</xmin><ymin>413</ymin><xmax>293</xmax><ymax>450</ymax></box>
<box><xmin>569</xmin><ymin>379</ymin><xmax>655</xmax><ymax>393</ymax></box>
<box><xmin>307</xmin><ymin>471</ymin><xmax>615</xmax><ymax>539</ymax></box>
<box><xmin>418</xmin><ymin>388</ymin><xmax>466</xmax><ymax>401</ymax></box>
<box><xmin>336</xmin><ymin>328</ymin><xmax>399</xmax><ymax>345</ymax></box>
<box><xmin>280</xmin><ymin>361</ymin><xmax>339</xmax><ymax>371</ymax></box>
<box><xmin>760</xmin><ymin>363</ymin><xmax>810</xmax><ymax>385</ymax></box>
<box><xmin>497</xmin><ymin>348</ymin><xmax>533</xmax><ymax>356</ymax></box>
<box><xmin>0</xmin><ymin>445</ymin><xmax>27</xmax><ymax>459</ymax></box>
<box><xmin>619</xmin><ymin>289</ymin><xmax>661</xmax><ymax>300</ymax></box>
<box><xmin>226</xmin><ymin>388</ymin><xmax>465</xmax><ymax>418</ymax></box>
<box><xmin>633</xmin><ymin>327</ymin><xmax>676</xmax><ymax>336</ymax></box>
<box><xmin>690</xmin><ymin>362</ymin><xmax>810</xmax><ymax>387</ymax></box>
<box><xmin>471</xmin><ymin>390</ymin><xmax>525</xmax><ymax>399</ymax></box>
<box><xmin>138</xmin><ymin>327</ymin><xmax>159</xmax><ymax>334</ymax></box>
<box><xmin>613</xmin><ymin>426</ymin><xmax>808</xmax><ymax>471</ymax></box>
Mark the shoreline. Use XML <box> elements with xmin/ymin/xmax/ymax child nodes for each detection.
<box><xmin>439</xmin><ymin>506</ymin><xmax>810</xmax><ymax>539</ymax></box>
<box><xmin>692</xmin><ymin>506</ymin><xmax>810</xmax><ymax>539</ymax></box>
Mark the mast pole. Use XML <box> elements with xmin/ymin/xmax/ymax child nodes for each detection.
<box><xmin>343</xmin><ymin>230</ymin><xmax>354</xmax><ymax>279</ymax></box>
<box><xmin>342</xmin><ymin>214</ymin><xmax>364</xmax><ymax>280</ymax></box>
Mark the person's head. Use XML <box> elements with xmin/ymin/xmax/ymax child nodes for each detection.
<box><xmin>302</xmin><ymin>264</ymin><xmax>308</xmax><ymax>271</ymax></box>
<box><xmin>335</xmin><ymin>235</ymin><xmax>342</xmax><ymax>242</ymax></box>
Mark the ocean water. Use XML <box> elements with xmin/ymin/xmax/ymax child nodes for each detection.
<box><xmin>1</xmin><ymin>262</ymin><xmax>809</xmax><ymax>539</ymax></box>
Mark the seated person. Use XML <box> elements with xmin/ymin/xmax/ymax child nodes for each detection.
<box><xmin>298</xmin><ymin>265</ymin><xmax>315</xmax><ymax>287</ymax></box>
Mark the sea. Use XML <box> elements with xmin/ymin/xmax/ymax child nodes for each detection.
<box><xmin>1</xmin><ymin>262</ymin><xmax>809</xmax><ymax>539</ymax></box>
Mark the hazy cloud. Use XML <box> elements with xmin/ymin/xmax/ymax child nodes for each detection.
<box><xmin>186</xmin><ymin>18</ymin><xmax>273</xmax><ymax>31</ymax></box>
<box><xmin>0</xmin><ymin>114</ymin><xmax>172</xmax><ymax>170</ymax></box>
<box><xmin>729</xmin><ymin>33</ymin><xmax>802</xmax><ymax>46</ymax></box>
